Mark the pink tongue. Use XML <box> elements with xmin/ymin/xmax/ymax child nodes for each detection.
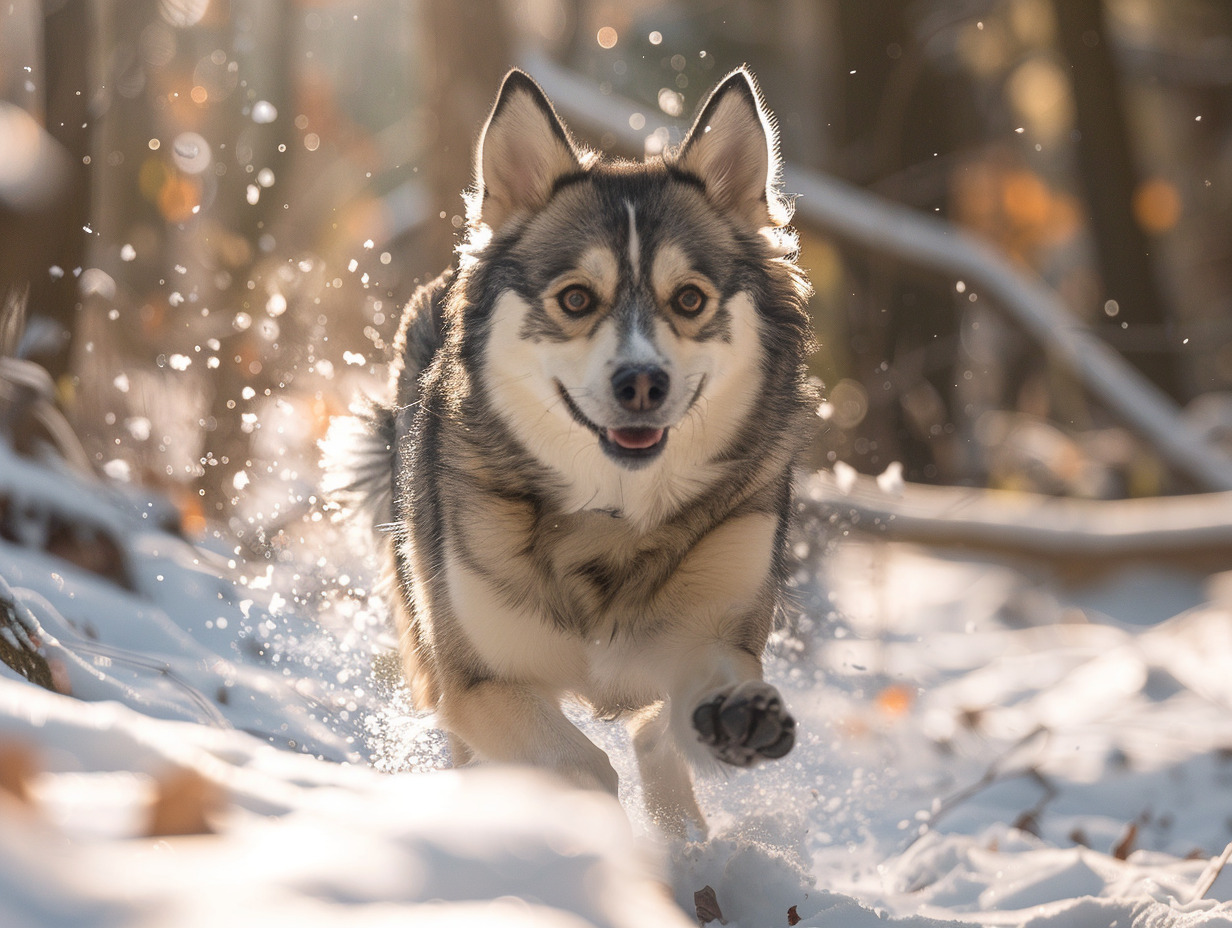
<box><xmin>606</xmin><ymin>427</ymin><xmax>665</xmax><ymax>450</ymax></box>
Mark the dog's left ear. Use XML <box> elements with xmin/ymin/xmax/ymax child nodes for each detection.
<box><xmin>676</xmin><ymin>69</ymin><xmax>785</xmax><ymax>230</ymax></box>
<box><xmin>473</xmin><ymin>69</ymin><xmax>583</xmax><ymax>231</ymax></box>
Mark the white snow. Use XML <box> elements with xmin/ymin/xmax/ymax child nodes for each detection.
<box><xmin>2</xmin><ymin>441</ymin><xmax>1232</xmax><ymax>926</ymax></box>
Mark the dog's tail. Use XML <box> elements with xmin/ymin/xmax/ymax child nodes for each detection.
<box><xmin>321</xmin><ymin>268</ymin><xmax>453</xmax><ymax>531</ymax></box>
<box><xmin>320</xmin><ymin>395</ymin><xmax>397</xmax><ymax>531</ymax></box>
<box><xmin>321</xmin><ymin>397</ymin><xmax>445</xmax><ymax>710</ymax></box>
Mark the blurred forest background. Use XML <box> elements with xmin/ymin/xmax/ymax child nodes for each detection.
<box><xmin>2</xmin><ymin>0</ymin><xmax>1231</xmax><ymax>555</ymax></box>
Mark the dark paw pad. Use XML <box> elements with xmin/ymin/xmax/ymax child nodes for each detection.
<box><xmin>692</xmin><ymin>681</ymin><xmax>795</xmax><ymax>767</ymax></box>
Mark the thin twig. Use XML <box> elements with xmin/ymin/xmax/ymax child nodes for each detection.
<box><xmin>900</xmin><ymin>725</ymin><xmax>1051</xmax><ymax>853</ymax></box>
<box><xmin>1191</xmin><ymin>839</ymin><xmax>1232</xmax><ymax>903</ymax></box>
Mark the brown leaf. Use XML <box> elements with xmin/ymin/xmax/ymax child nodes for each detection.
<box><xmin>958</xmin><ymin>708</ymin><xmax>984</xmax><ymax>731</ymax></box>
<box><xmin>146</xmin><ymin>768</ymin><xmax>223</xmax><ymax>837</ymax></box>
<box><xmin>694</xmin><ymin>884</ymin><xmax>726</xmax><ymax>926</ymax></box>
<box><xmin>0</xmin><ymin>741</ymin><xmax>38</xmax><ymax>804</ymax></box>
<box><xmin>875</xmin><ymin>684</ymin><xmax>914</xmax><ymax>718</ymax></box>
<box><xmin>1112</xmin><ymin>822</ymin><xmax>1138</xmax><ymax>860</ymax></box>
<box><xmin>1012</xmin><ymin>810</ymin><xmax>1040</xmax><ymax>837</ymax></box>
<box><xmin>787</xmin><ymin>903</ymin><xmax>801</xmax><ymax>925</ymax></box>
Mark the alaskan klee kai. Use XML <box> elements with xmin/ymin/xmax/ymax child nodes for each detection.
<box><xmin>326</xmin><ymin>67</ymin><xmax>817</xmax><ymax>835</ymax></box>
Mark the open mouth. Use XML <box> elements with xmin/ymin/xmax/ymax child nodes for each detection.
<box><xmin>555</xmin><ymin>381</ymin><xmax>669</xmax><ymax>464</ymax></box>
<box><xmin>605</xmin><ymin>427</ymin><xmax>665</xmax><ymax>450</ymax></box>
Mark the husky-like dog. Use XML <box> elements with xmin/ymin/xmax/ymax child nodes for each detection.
<box><xmin>327</xmin><ymin>67</ymin><xmax>817</xmax><ymax>833</ymax></box>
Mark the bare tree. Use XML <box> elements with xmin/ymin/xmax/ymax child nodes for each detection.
<box><xmin>1050</xmin><ymin>0</ymin><xmax>1182</xmax><ymax>400</ymax></box>
<box><xmin>418</xmin><ymin>0</ymin><xmax>516</xmax><ymax>278</ymax></box>
<box><xmin>0</xmin><ymin>0</ymin><xmax>94</xmax><ymax>383</ymax></box>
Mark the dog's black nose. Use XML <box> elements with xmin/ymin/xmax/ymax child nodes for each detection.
<box><xmin>611</xmin><ymin>364</ymin><xmax>670</xmax><ymax>412</ymax></box>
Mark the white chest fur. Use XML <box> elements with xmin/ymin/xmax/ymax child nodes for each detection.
<box><xmin>441</xmin><ymin>509</ymin><xmax>778</xmax><ymax>702</ymax></box>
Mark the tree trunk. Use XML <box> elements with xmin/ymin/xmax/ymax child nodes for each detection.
<box><xmin>418</xmin><ymin>0</ymin><xmax>515</xmax><ymax>277</ymax></box>
<box><xmin>0</xmin><ymin>0</ymin><xmax>93</xmax><ymax>383</ymax></box>
<box><xmin>1050</xmin><ymin>0</ymin><xmax>1183</xmax><ymax>401</ymax></box>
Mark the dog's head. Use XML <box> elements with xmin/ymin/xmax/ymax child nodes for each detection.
<box><xmin>459</xmin><ymin>69</ymin><xmax>812</xmax><ymax>518</ymax></box>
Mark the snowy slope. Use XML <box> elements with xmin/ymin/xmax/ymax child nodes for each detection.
<box><xmin>2</xmin><ymin>441</ymin><xmax>1232</xmax><ymax>927</ymax></box>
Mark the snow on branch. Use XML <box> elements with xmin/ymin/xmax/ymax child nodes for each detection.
<box><xmin>803</xmin><ymin>466</ymin><xmax>1232</xmax><ymax>561</ymax></box>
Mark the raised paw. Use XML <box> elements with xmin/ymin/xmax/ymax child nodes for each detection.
<box><xmin>692</xmin><ymin>680</ymin><xmax>795</xmax><ymax>767</ymax></box>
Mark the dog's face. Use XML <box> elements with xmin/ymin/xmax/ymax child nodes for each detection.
<box><xmin>487</xmin><ymin>173</ymin><xmax>766</xmax><ymax>473</ymax></box>
<box><xmin>465</xmin><ymin>70</ymin><xmax>800</xmax><ymax>516</ymax></box>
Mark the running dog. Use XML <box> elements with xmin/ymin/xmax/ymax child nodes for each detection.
<box><xmin>326</xmin><ymin>66</ymin><xmax>817</xmax><ymax>834</ymax></box>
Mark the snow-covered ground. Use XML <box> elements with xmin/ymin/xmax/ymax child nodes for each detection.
<box><xmin>2</xmin><ymin>435</ymin><xmax>1232</xmax><ymax>927</ymax></box>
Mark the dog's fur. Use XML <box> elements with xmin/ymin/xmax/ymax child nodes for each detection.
<box><xmin>325</xmin><ymin>68</ymin><xmax>817</xmax><ymax>834</ymax></box>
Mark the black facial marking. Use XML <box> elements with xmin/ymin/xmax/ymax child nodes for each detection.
<box><xmin>547</xmin><ymin>170</ymin><xmax>592</xmax><ymax>200</ymax></box>
<box><xmin>555</xmin><ymin>380</ymin><xmax>603</xmax><ymax>440</ymax></box>
<box><xmin>519</xmin><ymin>302</ymin><xmax>570</xmax><ymax>342</ymax></box>
<box><xmin>695</xmin><ymin>305</ymin><xmax>733</xmax><ymax>342</ymax></box>
<box><xmin>610</xmin><ymin>297</ymin><xmax>658</xmax><ymax>352</ymax></box>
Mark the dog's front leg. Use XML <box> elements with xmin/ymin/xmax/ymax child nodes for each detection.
<box><xmin>667</xmin><ymin>643</ymin><xmax>796</xmax><ymax>769</ymax></box>
<box><xmin>438</xmin><ymin>679</ymin><xmax>619</xmax><ymax>795</ymax></box>
<box><xmin>628</xmin><ymin>702</ymin><xmax>706</xmax><ymax>837</ymax></box>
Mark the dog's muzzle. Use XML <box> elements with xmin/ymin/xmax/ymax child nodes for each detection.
<box><xmin>606</xmin><ymin>364</ymin><xmax>669</xmax><ymax>453</ymax></box>
<box><xmin>555</xmin><ymin>378</ymin><xmax>669</xmax><ymax>467</ymax></box>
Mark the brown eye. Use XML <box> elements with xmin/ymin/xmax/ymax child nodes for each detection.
<box><xmin>558</xmin><ymin>285</ymin><xmax>594</xmax><ymax>315</ymax></box>
<box><xmin>672</xmin><ymin>285</ymin><xmax>706</xmax><ymax>316</ymax></box>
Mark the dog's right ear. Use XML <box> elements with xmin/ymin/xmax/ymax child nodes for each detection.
<box><xmin>472</xmin><ymin>70</ymin><xmax>582</xmax><ymax>231</ymax></box>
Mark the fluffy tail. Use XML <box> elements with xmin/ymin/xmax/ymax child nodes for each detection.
<box><xmin>322</xmin><ymin>269</ymin><xmax>454</xmax><ymax>711</ymax></box>
<box><xmin>320</xmin><ymin>396</ymin><xmax>397</xmax><ymax>531</ymax></box>
<box><xmin>322</xmin><ymin>395</ymin><xmax>443</xmax><ymax>710</ymax></box>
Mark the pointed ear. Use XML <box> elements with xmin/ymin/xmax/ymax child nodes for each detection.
<box><xmin>472</xmin><ymin>69</ymin><xmax>583</xmax><ymax>231</ymax></box>
<box><xmin>676</xmin><ymin>68</ymin><xmax>784</xmax><ymax>230</ymax></box>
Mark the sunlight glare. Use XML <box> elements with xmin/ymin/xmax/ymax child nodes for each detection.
<box><xmin>159</xmin><ymin>0</ymin><xmax>209</xmax><ymax>29</ymax></box>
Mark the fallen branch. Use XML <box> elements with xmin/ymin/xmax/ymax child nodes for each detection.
<box><xmin>800</xmin><ymin>468</ymin><xmax>1232</xmax><ymax>563</ymax></box>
